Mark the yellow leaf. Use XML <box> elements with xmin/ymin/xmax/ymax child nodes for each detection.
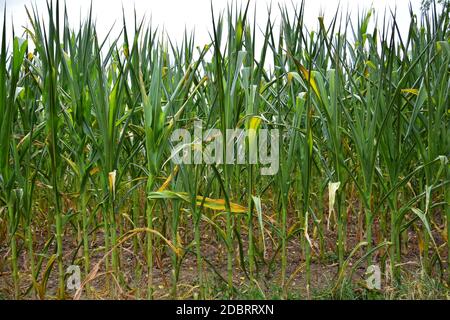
<box><xmin>287</xmin><ymin>72</ymin><xmax>294</xmax><ymax>84</ymax></box>
<box><xmin>248</xmin><ymin>116</ymin><xmax>261</xmax><ymax>131</ymax></box>
<box><xmin>148</xmin><ymin>190</ymin><xmax>247</xmax><ymax>213</ymax></box>
<box><xmin>248</xmin><ymin>116</ymin><xmax>261</xmax><ymax>155</ymax></box>
<box><xmin>401</xmin><ymin>88</ymin><xmax>419</xmax><ymax>95</ymax></box>
<box><xmin>327</xmin><ymin>181</ymin><xmax>340</xmax><ymax>230</ymax></box>
<box><xmin>89</xmin><ymin>166</ymin><xmax>100</xmax><ymax>176</ymax></box>
<box><xmin>176</xmin><ymin>231</ymin><xmax>183</xmax><ymax>246</ymax></box>
<box><xmin>195</xmin><ymin>196</ymin><xmax>247</xmax><ymax>213</ymax></box>
<box><xmin>417</xmin><ymin>233</ymin><xmax>424</xmax><ymax>254</ymax></box>
<box><xmin>158</xmin><ymin>165</ymin><xmax>179</xmax><ymax>192</ymax></box>
<box><xmin>297</xmin><ymin>64</ymin><xmax>321</xmax><ymax>99</ymax></box>
<box><xmin>365</xmin><ymin>60</ymin><xmax>376</xmax><ymax>69</ymax></box>
<box><xmin>108</xmin><ymin>170</ymin><xmax>116</xmax><ymax>198</ymax></box>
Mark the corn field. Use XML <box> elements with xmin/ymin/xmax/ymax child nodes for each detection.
<box><xmin>0</xmin><ymin>0</ymin><xmax>449</xmax><ymax>300</ymax></box>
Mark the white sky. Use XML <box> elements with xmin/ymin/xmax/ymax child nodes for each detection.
<box><xmin>0</xmin><ymin>0</ymin><xmax>424</xmax><ymax>46</ymax></box>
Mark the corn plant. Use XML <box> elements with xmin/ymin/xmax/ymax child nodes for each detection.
<box><xmin>0</xmin><ymin>0</ymin><xmax>448</xmax><ymax>300</ymax></box>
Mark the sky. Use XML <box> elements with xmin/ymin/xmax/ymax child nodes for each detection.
<box><xmin>0</xmin><ymin>0</ymin><xmax>426</xmax><ymax>47</ymax></box>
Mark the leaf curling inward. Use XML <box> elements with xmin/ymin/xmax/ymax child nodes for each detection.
<box><xmin>327</xmin><ymin>181</ymin><xmax>341</xmax><ymax>230</ymax></box>
<box><xmin>108</xmin><ymin>170</ymin><xmax>116</xmax><ymax>199</ymax></box>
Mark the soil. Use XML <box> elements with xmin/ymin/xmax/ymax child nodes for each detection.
<box><xmin>0</xmin><ymin>198</ymin><xmax>447</xmax><ymax>300</ymax></box>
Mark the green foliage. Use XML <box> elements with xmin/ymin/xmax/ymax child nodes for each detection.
<box><xmin>0</xmin><ymin>0</ymin><xmax>448</xmax><ymax>300</ymax></box>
